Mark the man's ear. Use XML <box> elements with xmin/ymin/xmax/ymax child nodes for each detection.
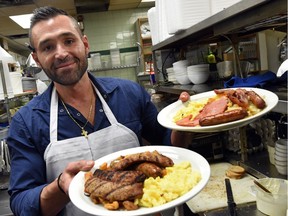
<box><xmin>31</xmin><ymin>52</ymin><xmax>41</xmax><ymax>68</ymax></box>
<box><xmin>82</xmin><ymin>35</ymin><xmax>90</xmax><ymax>56</ymax></box>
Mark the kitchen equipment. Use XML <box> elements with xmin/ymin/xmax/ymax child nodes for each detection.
<box><xmin>188</xmin><ymin>133</ymin><xmax>224</xmax><ymax>161</ymax></box>
<box><xmin>187</xmin><ymin>64</ymin><xmax>210</xmax><ymax>84</ymax></box>
<box><xmin>253</xmin><ymin>180</ymin><xmax>271</xmax><ymax>194</ymax></box>
<box><xmin>172</xmin><ymin>60</ymin><xmax>190</xmax><ymax>85</ymax></box>
<box><xmin>217</xmin><ymin>61</ymin><xmax>233</xmax><ymax>79</ymax></box>
<box><xmin>186</xmin><ymin>163</ymin><xmax>256</xmax><ymax>213</ymax></box>
<box><xmin>22</xmin><ymin>77</ymin><xmax>37</xmax><ymax>92</ymax></box>
<box><xmin>25</xmin><ymin>54</ymin><xmax>42</xmax><ymax>77</ymax></box>
<box><xmin>274</xmin><ymin>140</ymin><xmax>287</xmax><ymax>175</ymax></box>
<box><xmin>9</xmin><ymin>71</ymin><xmax>23</xmax><ymax>94</ymax></box>
<box><xmin>254</xmin><ymin>178</ymin><xmax>287</xmax><ymax>216</ymax></box>
<box><xmin>225</xmin><ymin>178</ymin><xmax>237</xmax><ymax>216</ymax></box>
<box><xmin>164</xmin><ymin>0</ymin><xmax>211</xmax><ymax>34</ymax></box>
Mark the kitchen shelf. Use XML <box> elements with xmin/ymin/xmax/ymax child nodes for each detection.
<box><xmin>135</xmin><ymin>18</ymin><xmax>153</xmax><ymax>86</ymax></box>
<box><xmin>90</xmin><ymin>64</ymin><xmax>138</xmax><ymax>72</ymax></box>
<box><xmin>152</xmin><ymin>0</ymin><xmax>286</xmax><ymax>52</ymax></box>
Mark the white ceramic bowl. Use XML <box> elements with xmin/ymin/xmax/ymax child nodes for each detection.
<box><xmin>274</xmin><ymin>150</ymin><xmax>287</xmax><ymax>159</ymax></box>
<box><xmin>172</xmin><ymin>60</ymin><xmax>189</xmax><ymax>67</ymax></box>
<box><xmin>275</xmin><ymin>144</ymin><xmax>287</xmax><ymax>153</ymax></box>
<box><xmin>275</xmin><ymin>139</ymin><xmax>288</xmax><ymax>151</ymax></box>
<box><xmin>275</xmin><ymin>163</ymin><xmax>287</xmax><ymax>175</ymax></box>
<box><xmin>175</xmin><ymin>74</ymin><xmax>191</xmax><ymax>85</ymax></box>
<box><xmin>187</xmin><ymin>71</ymin><xmax>210</xmax><ymax>84</ymax></box>
<box><xmin>275</xmin><ymin>157</ymin><xmax>287</xmax><ymax>165</ymax></box>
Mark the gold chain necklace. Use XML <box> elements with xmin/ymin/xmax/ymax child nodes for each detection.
<box><xmin>60</xmin><ymin>95</ymin><xmax>93</xmax><ymax>138</ymax></box>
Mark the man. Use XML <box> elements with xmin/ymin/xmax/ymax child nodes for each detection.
<box><xmin>7</xmin><ymin>6</ymin><xmax>191</xmax><ymax>216</ymax></box>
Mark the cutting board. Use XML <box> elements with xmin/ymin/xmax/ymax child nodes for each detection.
<box><xmin>186</xmin><ymin>162</ymin><xmax>256</xmax><ymax>213</ymax></box>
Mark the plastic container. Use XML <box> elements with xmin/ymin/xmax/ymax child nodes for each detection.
<box><xmin>216</xmin><ymin>61</ymin><xmax>233</xmax><ymax>78</ymax></box>
<box><xmin>165</xmin><ymin>0</ymin><xmax>211</xmax><ymax>34</ymax></box>
<box><xmin>9</xmin><ymin>72</ymin><xmax>23</xmax><ymax>94</ymax></box>
<box><xmin>254</xmin><ymin>178</ymin><xmax>287</xmax><ymax>216</ymax></box>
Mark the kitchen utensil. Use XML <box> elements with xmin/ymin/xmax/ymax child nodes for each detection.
<box><xmin>0</xmin><ymin>140</ymin><xmax>5</xmax><ymax>171</ymax></box>
<box><xmin>225</xmin><ymin>178</ymin><xmax>237</xmax><ymax>216</ymax></box>
<box><xmin>4</xmin><ymin>141</ymin><xmax>10</xmax><ymax>172</ymax></box>
<box><xmin>253</xmin><ymin>180</ymin><xmax>271</xmax><ymax>194</ymax></box>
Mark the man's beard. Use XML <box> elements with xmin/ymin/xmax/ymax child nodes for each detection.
<box><xmin>43</xmin><ymin>57</ymin><xmax>88</xmax><ymax>86</ymax></box>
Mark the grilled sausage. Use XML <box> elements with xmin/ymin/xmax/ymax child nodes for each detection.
<box><xmin>109</xmin><ymin>150</ymin><xmax>174</xmax><ymax>171</ymax></box>
<box><xmin>246</xmin><ymin>90</ymin><xmax>266</xmax><ymax>109</ymax></box>
<box><xmin>199</xmin><ymin>108</ymin><xmax>248</xmax><ymax>126</ymax></box>
<box><xmin>179</xmin><ymin>91</ymin><xmax>190</xmax><ymax>102</ymax></box>
<box><xmin>227</xmin><ymin>89</ymin><xmax>249</xmax><ymax>108</ymax></box>
<box><xmin>135</xmin><ymin>162</ymin><xmax>163</xmax><ymax>178</ymax></box>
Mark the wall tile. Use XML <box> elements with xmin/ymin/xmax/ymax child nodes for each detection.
<box><xmin>83</xmin><ymin>8</ymin><xmax>150</xmax><ymax>81</ymax></box>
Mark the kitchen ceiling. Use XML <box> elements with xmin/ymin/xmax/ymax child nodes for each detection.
<box><xmin>0</xmin><ymin>0</ymin><xmax>154</xmax><ymax>55</ymax></box>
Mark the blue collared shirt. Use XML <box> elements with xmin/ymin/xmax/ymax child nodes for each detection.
<box><xmin>7</xmin><ymin>73</ymin><xmax>171</xmax><ymax>216</ymax></box>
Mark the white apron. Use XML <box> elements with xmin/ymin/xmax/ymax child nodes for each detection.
<box><xmin>44</xmin><ymin>86</ymin><xmax>140</xmax><ymax>216</ymax></box>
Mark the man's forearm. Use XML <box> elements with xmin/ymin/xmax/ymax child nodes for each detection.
<box><xmin>40</xmin><ymin>178</ymin><xmax>70</xmax><ymax>216</ymax></box>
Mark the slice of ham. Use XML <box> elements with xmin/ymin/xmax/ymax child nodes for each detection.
<box><xmin>176</xmin><ymin>96</ymin><xmax>228</xmax><ymax>126</ymax></box>
<box><xmin>194</xmin><ymin>96</ymin><xmax>228</xmax><ymax>120</ymax></box>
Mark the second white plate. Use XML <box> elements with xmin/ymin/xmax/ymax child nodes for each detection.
<box><xmin>157</xmin><ymin>88</ymin><xmax>279</xmax><ymax>132</ymax></box>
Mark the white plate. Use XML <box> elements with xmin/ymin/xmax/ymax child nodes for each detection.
<box><xmin>157</xmin><ymin>88</ymin><xmax>279</xmax><ymax>132</ymax></box>
<box><xmin>69</xmin><ymin>146</ymin><xmax>210</xmax><ymax>216</ymax></box>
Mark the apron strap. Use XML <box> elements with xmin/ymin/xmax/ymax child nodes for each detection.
<box><xmin>93</xmin><ymin>85</ymin><xmax>118</xmax><ymax>125</ymax></box>
<box><xmin>50</xmin><ymin>87</ymin><xmax>58</xmax><ymax>142</ymax></box>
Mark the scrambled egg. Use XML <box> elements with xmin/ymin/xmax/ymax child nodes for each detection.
<box><xmin>173</xmin><ymin>95</ymin><xmax>262</xmax><ymax>123</ymax></box>
<box><xmin>135</xmin><ymin>161</ymin><xmax>201</xmax><ymax>207</ymax></box>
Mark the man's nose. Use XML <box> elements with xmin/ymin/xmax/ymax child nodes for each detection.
<box><xmin>55</xmin><ymin>44</ymin><xmax>68</xmax><ymax>59</ymax></box>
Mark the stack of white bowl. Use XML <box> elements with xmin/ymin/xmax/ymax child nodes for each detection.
<box><xmin>172</xmin><ymin>60</ymin><xmax>190</xmax><ymax>85</ymax></box>
<box><xmin>166</xmin><ymin>67</ymin><xmax>179</xmax><ymax>84</ymax></box>
<box><xmin>274</xmin><ymin>139</ymin><xmax>287</xmax><ymax>175</ymax></box>
<box><xmin>187</xmin><ymin>64</ymin><xmax>210</xmax><ymax>84</ymax></box>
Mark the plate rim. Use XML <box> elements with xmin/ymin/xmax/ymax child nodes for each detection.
<box><xmin>157</xmin><ymin>87</ymin><xmax>279</xmax><ymax>132</ymax></box>
<box><xmin>69</xmin><ymin>145</ymin><xmax>210</xmax><ymax>216</ymax></box>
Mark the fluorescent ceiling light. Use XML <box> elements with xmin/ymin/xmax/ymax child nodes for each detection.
<box><xmin>141</xmin><ymin>0</ymin><xmax>155</xmax><ymax>2</ymax></box>
<box><xmin>9</xmin><ymin>13</ymin><xmax>33</xmax><ymax>29</ymax></box>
